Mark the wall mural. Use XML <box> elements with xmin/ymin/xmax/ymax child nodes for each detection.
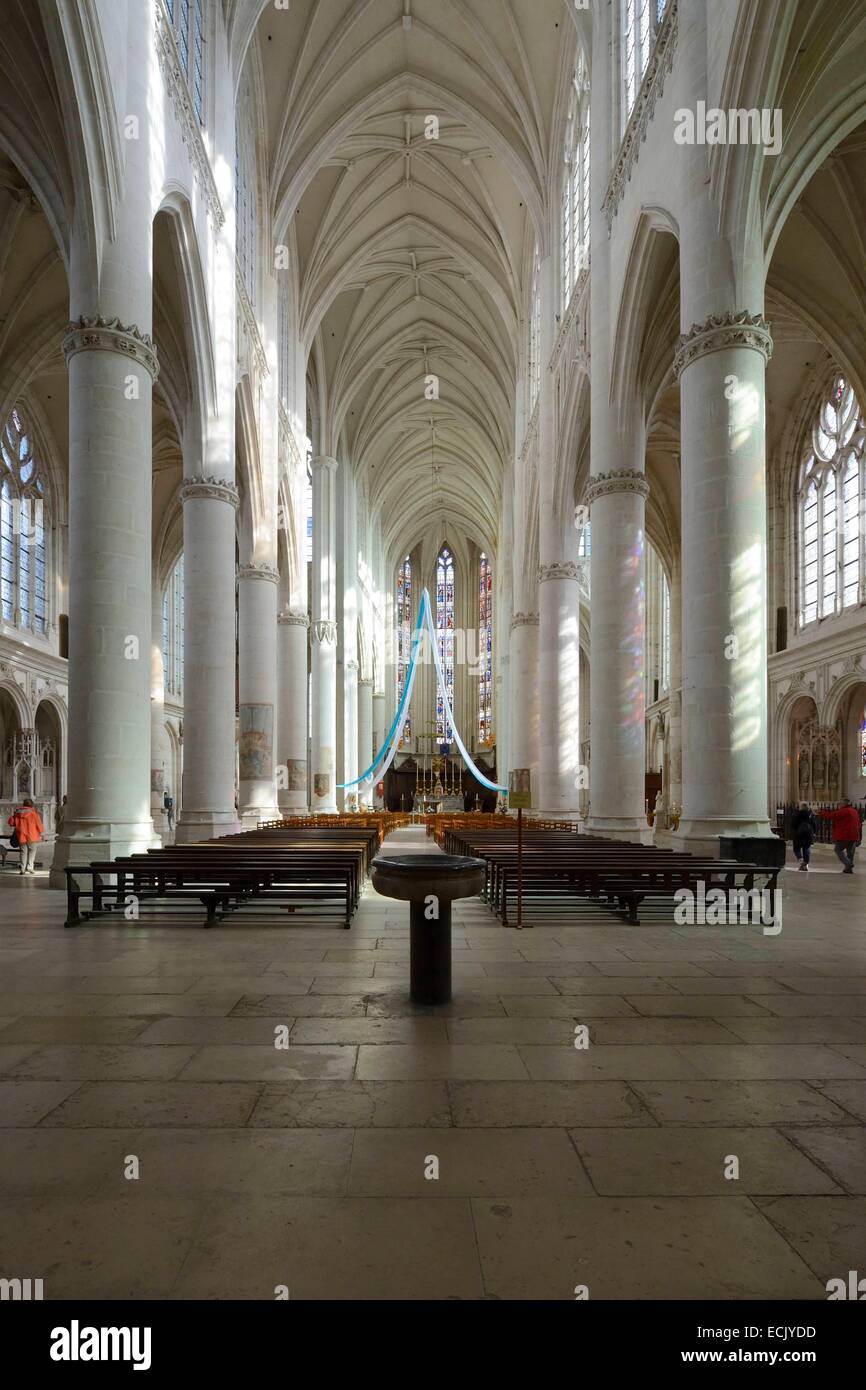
<box><xmin>238</xmin><ymin>703</ymin><xmax>273</xmax><ymax>780</ymax></box>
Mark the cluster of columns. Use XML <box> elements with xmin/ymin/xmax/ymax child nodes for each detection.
<box><xmin>502</xmin><ymin>0</ymin><xmax>774</xmax><ymax>848</ymax></box>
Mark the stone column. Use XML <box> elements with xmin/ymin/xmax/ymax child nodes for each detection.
<box><xmin>49</xmin><ymin>320</ymin><xmax>160</xmax><ymax>886</ymax></box>
<box><xmin>585</xmin><ymin>472</ymin><xmax>651</xmax><ymax>838</ymax></box>
<box><xmin>277</xmin><ymin>608</ymin><xmax>309</xmax><ymax>811</ymax></box>
<box><xmin>310</xmin><ymin>455</ymin><xmax>338</xmax><ymax>812</ymax></box>
<box><xmin>175</xmin><ymin>477</ymin><xmax>241</xmax><ymax>841</ymax></box>
<box><xmin>672</xmin><ymin>314</ymin><xmax>774</xmax><ymax>848</ymax></box>
<box><xmin>358</xmin><ymin>677</ymin><xmax>374</xmax><ymax>807</ymax></box>
<box><xmin>537</xmin><ymin>564</ymin><xmax>582</xmax><ymax>814</ymax></box>
<box><xmin>372</xmin><ymin>691</ymin><xmax>385</xmax><ymax>793</ymax></box>
<box><xmin>342</xmin><ymin>657</ymin><xmax>359</xmax><ymax>811</ymax></box>
<box><xmin>150</xmin><ymin>581</ymin><xmax>168</xmax><ymax>839</ymax></box>
<box><xmin>237</xmin><ymin>564</ymin><xmax>280</xmax><ymax>826</ymax></box>
<box><xmin>668</xmin><ymin>557</ymin><xmax>683</xmax><ymax>812</ymax></box>
<box><xmin>311</xmin><ymin>620</ymin><xmax>338</xmax><ymax>812</ymax></box>
<box><xmin>670</xmin><ymin>0</ymin><xmax>773</xmax><ymax>852</ymax></box>
<box><xmin>508</xmin><ymin>613</ymin><xmax>539</xmax><ymax>798</ymax></box>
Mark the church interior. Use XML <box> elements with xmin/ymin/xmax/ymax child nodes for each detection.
<box><xmin>1</xmin><ymin>0</ymin><xmax>865</xmax><ymax>1309</ymax></box>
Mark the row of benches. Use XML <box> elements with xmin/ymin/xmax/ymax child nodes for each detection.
<box><xmin>439</xmin><ymin>823</ymin><xmax>780</xmax><ymax>926</ymax></box>
<box><xmin>64</xmin><ymin>825</ymin><xmax>381</xmax><ymax>930</ymax></box>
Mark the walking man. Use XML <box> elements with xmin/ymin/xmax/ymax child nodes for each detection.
<box><xmin>817</xmin><ymin>798</ymin><xmax>862</xmax><ymax>874</ymax></box>
<box><xmin>791</xmin><ymin>802</ymin><xmax>817</xmax><ymax>871</ymax></box>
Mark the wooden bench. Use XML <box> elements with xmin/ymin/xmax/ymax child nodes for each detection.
<box><xmin>64</xmin><ymin>827</ymin><xmax>374</xmax><ymax>929</ymax></box>
<box><xmin>443</xmin><ymin>826</ymin><xmax>779</xmax><ymax>925</ymax></box>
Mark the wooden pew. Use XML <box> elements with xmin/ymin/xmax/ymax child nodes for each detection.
<box><xmin>64</xmin><ymin>826</ymin><xmax>374</xmax><ymax>929</ymax></box>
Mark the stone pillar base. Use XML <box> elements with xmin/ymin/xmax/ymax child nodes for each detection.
<box><xmin>669</xmin><ymin>820</ymin><xmax>773</xmax><ymax>859</ymax></box>
<box><xmin>585</xmin><ymin>816</ymin><xmax>654</xmax><ymax>845</ymax></box>
<box><xmin>239</xmin><ymin>804</ymin><xmax>281</xmax><ymax>831</ymax></box>
<box><xmin>49</xmin><ymin>821</ymin><xmax>160</xmax><ymax>889</ymax></box>
<box><xmin>174</xmin><ymin>812</ymin><xmax>242</xmax><ymax>844</ymax></box>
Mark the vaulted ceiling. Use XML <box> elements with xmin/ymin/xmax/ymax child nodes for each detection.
<box><xmin>252</xmin><ymin>0</ymin><xmax>580</xmax><ymax>561</ymax></box>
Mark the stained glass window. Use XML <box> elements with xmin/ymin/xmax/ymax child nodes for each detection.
<box><xmin>861</xmin><ymin>717</ymin><xmax>866</xmax><ymax>776</ymax></box>
<box><xmin>162</xmin><ymin>556</ymin><xmax>185</xmax><ymax>696</ymax></box>
<box><xmin>561</xmin><ymin>48</ymin><xmax>590</xmax><ymax>310</ymax></box>
<box><xmin>798</xmin><ymin>375</ymin><xmax>865</xmax><ymax>627</ymax></box>
<box><xmin>1</xmin><ymin>407</ymin><xmax>47</xmax><ymax>635</ymax></box>
<box><xmin>623</xmin><ymin>0</ymin><xmax>664</xmax><ymax>126</ymax></box>
<box><xmin>166</xmin><ymin>0</ymin><xmax>204</xmax><ymax>125</ymax></box>
<box><xmin>192</xmin><ymin>0</ymin><xmax>204</xmax><ymax>124</ymax></box>
<box><xmin>478</xmin><ymin>553</ymin><xmax>493</xmax><ymax>745</ymax></box>
<box><xmin>396</xmin><ymin>556</ymin><xmax>412</xmax><ymax>745</ymax></box>
<box><xmin>436</xmin><ymin>546</ymin><xmax>455</xmax><ymax>741</ymax></box>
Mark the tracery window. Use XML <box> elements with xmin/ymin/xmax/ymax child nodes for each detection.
<box><xmin>860</xmin><ymin>715</ymin><xmax>866</xmax><ymax>776</ymax></box>
<box><xmin>561</xmin><ymin>48</ymin><xmax>590</xmax><ymax>309</ymax></box>
<box><xmin>645</xmin><ymin>543</ymin><xmax>671</xmax><ymax>701</ymax></box>
<box><xmin>236</xmin><ymin>93</ymin><xmax>257</xmax><ymax>306</ymax></box>
<box><xmin>661</xmin><ymin>572</ymin><xmax>671</xmax><ymax>692</ymax></box>
<box><xmin>304</xmin><ymin>443</ymin><xmax>313</xmax><ymax>566</ymax></box>
<box><xmin>1</xmin><ymin>407</ymin><xmax>47</xmax><ymax>636</ymax></box>
<box><xmin>478</xmin><ymin>553</ymin><xmax>493</xmax><ymax>746</ymax></box>
<box><xmin>162</xmin><ymin>556</ymin><xmax>185</xmax><ymax>697</ymax></box>
<box><xmin>622</xmin><ymin>0</ymin><xmax>667</xmax><ymax>126</ymax></box>
<box><xmin>436</xmin><ymin>546</ymin><xmax>455</xmax><ymax>742</ymax></box>
<box><xmin>396</xmin><ymin>556</ymin><xmax>412</xmax><ymax>745</ymax></box>
<box><xmin>528</xmin><ymin>251</ymin><xmax>541</xmax><ymax>411</ymax></box>
<box><xmin>798</xmin><ymin>375</ymin><xmax>865</xmax><ymax>628</ymax></box>
<box><xmin>166</xmin><ymin>0</ymin><xmax>205</xmax><ymax>124</ymax></box>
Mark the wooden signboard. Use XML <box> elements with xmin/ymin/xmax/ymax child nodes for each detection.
<box><xmin>509</xmin><ymin>768</ymin><xmax>532</xmax><ymax>810</ymax></box>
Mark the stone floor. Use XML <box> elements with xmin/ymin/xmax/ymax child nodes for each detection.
<box><xmin>1</xmin><ymin>826</ymin><xmax>864</xmax><ymax>1300</ymax></box>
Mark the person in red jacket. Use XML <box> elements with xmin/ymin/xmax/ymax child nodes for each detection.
<box><xmin>7</xmin><ymin>797</ymin><xmax>44</xmax><ymax>875</ymax></box>
<box><xmin>817</xmin><ymin>799</ymin><xmax>862</xmax><ymax>873</ymax></box>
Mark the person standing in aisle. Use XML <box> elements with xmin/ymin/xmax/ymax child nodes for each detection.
<box><xmin>8</xmin><ymin>798</ymin><xmax>44</xmax><ymax>875</ymax></box>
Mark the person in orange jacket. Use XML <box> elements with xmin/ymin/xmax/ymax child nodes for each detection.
<box><xmin>817</xmin><ymin>798</ymin><xmax>862</xmax><ymax>873</ymax></box>
<box><xmin>8</xmin><ymin>797</ymin><xmax>44</xmax><ymax>875</ymax></box>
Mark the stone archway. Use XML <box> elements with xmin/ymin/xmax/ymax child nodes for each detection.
<box><xmin>34</xmin><ymin>700</ymin><xmax>62</xmax><ymax>802</ymax></box>
<box><xmin>840</xmin><ymin>682</ymin><xmax>866</xmax><ymax>803</ymax></box>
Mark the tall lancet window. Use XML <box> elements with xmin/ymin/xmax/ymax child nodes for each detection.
<box><xmin>528</xmin><ymin>251</ymin><xmax>541</xmax><ymax>411</ymax></box>
<box><xmin>798</xmin><ymin>375</ymin><xmax>865</xmax><ymax>628</ymax></box>
<box><xmin>162</xmin><ymin>556</ymin><xmax>185</xmax><ymax>697</ymax></box>
<box><xmin>236</xmin><ymin>92</ymin><xmax>257</xmax><ymax>306</ymax></box>
<box><xmin>436</xmin><ymin>546</ymin><xmax>455</xmax><ymax>741</ymax></box>
<box><xmin>166</xmin><ymin>0</ymin><xmax>205</xmax><ymax>124</ymax></box>
<box><xmin>396</xmin><ymin>556</ymin><xmax>412</xmax><ymax>745</ymax></box>
<box><xmin>622</xmin><ymin>0</ymin><xmax>667</xmax><ymax>126</ymax></box>
<box><xmin>1</xmin><ymin>406</ymin><xmax>47</xmax><ymax>635</ymax></box>
<box><xmin>561</xmin><ymin>48</ymin><xmax>590</xmax><ymax>309</ymax></box>
<box><xmin>478</xmin><ymin>553</ymin><xmax>493</xmax><ymax>746</ymax></box>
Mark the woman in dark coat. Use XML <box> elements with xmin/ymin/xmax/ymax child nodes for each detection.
<box><xmin>791</xmin><ymin>802</ymin><xmax>817</xmax><ymax>871</ymax></box>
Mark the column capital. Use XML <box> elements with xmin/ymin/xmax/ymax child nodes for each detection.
<box><xmin>585</xmin><ymin>471</ymin><xmax>650</xmax><ymax>506</ymax></box>
<box><xmin>180</xmin><ymin>476</ymin><xmax>240</xmax><ymax>508</ymax></box>
<box><xmin>238</xmin><ymin>563</ymin><xmax>279</xmax><ymax>585</ymax></box>
<box><xmin>346</xmin><ymin>658</ymin><xmax>359</xmax><ymax>672</ymax></box>
<box><xmin>673</xmin><ymin>311</ymin><xmax>773</xmax><ymax>378</ymax></box>
<box><xmin>537</xmin><ymin>562</ymin><xmax>581</xmax><ymax>585</ymax></box>
<box><xmin>311</xmin><ymin>454</ymin><xmax>339</xmax><ymax>473</ymax></box>
<box><xmin>510</xmin><ymin>611</ymin><xmax>539</xmax><ymax>628</ymax></box>
<box><xmin>311</xmin><ymin>619</ymin><xmax>337</xmax><ymax>645</ymax></box>
<box><xmin>359</xmin><ymin>676</ymin><xmax>374</xmax><ymax>688</ymax></box>
<box><xmin>277</xmin><ymin>608</ymin><xmax>310</xmax><ymax>627</ymax></box>
<box><xmin>63</xmin><ymin>316</ymin><xmax>159</xmax><ymax>380</ymax></box>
